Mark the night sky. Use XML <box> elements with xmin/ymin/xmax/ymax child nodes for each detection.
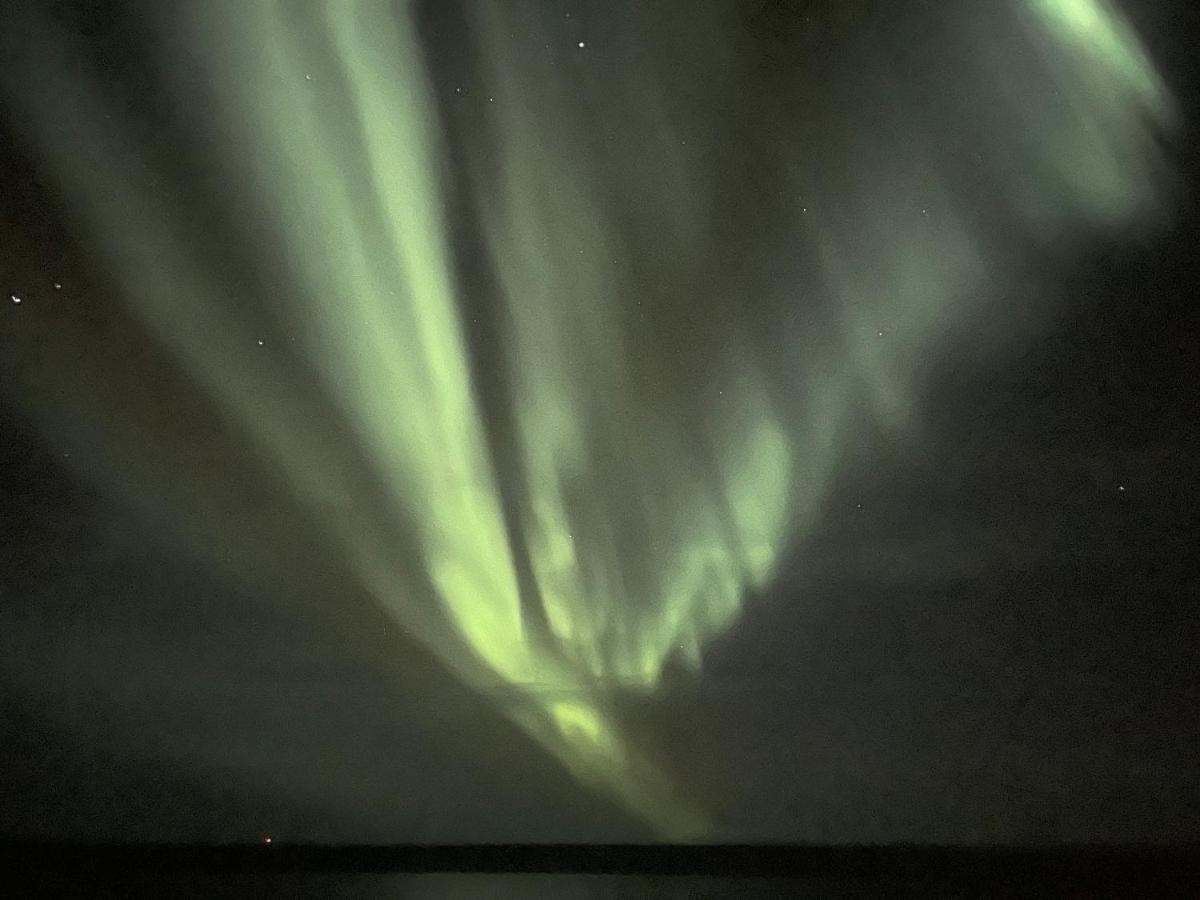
<box><xmin>1</xmin><ymin>0</ymin><xmax>1198</xmax><ymax>847</ymax></box>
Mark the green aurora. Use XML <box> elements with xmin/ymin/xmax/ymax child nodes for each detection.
<box><xmin>0</xmin><ymin>0</ymin><xmax>1176</xmax><ymax>837</ymax></box>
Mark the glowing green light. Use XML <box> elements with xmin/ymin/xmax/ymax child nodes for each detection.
<box><xmin>0</xmin><ymin>0</ymin><xmax>1174</xmax><ymax>840</ymax></box>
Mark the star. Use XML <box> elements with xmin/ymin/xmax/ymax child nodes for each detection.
<box><xmin>577</xmin><ymin>41</ymin><xmax>586</xmax><ymax>48</ymax></box>
<box><xmin>10</xmin><ymin>295</ymin><xmax>21</xmax><ymax>304</ymax></box>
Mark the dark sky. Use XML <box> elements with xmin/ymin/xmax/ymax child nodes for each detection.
<box><xmin>1</xmin><ymin>0</ymin><xmax>1198</xmax><ymax>849</ymax></box>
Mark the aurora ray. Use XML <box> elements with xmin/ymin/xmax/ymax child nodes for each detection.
<box><xmin>0</xmin><ymin>0</ymin><xmax>1175</xmax><ymax>837</ymax></box>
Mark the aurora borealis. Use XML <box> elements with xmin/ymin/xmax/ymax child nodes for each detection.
<box><xmin>0</xmin><ymin>0</ymin><xmax>1186</xmax><ymax>841</ymax></box>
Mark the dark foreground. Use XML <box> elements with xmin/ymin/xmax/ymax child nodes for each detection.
<box><xmin>7</xmin><ymin>842</ymin><xmax>1199</xmax><ymax>897</ymax></box>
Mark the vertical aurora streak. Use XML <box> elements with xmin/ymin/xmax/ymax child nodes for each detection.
<box><xmin>0</xmin><ymin>0</ymin><xmax>1175</xmax><ymax>837</ymax></box>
